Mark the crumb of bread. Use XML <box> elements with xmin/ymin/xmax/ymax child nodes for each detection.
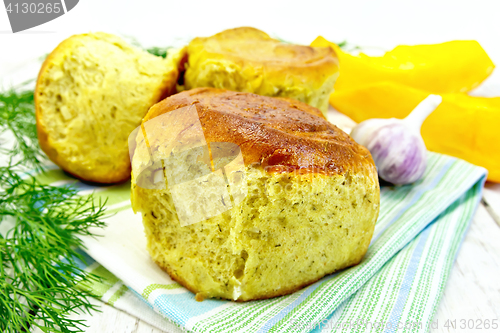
<box><xmin>132</xmin><ymin>163</ymin><xmax>379</xmax><ymax>301</ymax></box>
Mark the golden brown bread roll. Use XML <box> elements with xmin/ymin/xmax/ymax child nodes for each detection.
<box><xmin>131</xmin><ymin>88</ymin><xmax>380</xmax><ymax>301</ymax></box>
<box><xmin>35</xmin><ymin>32</ymin><xmax>185</xmax><ymax>183</ymax></box>
<box><xmin>183</xmin><ymin>27</ymin><xmax>339</xmax><ymax>114</ymax></box>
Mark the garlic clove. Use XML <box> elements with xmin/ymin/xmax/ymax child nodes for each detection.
<box><xmin>350</xmin><ymin>94</ymin><xmax>442</xmax><ymax>185</ymax></box>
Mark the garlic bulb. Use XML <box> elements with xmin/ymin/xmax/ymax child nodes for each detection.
<box><xmin>350</xmin><ymin>95</ymin><xmax>442</xmax><ymax>185</ymax></box>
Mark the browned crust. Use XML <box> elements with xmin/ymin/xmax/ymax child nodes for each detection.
<box><xmin>138</xmin><ymin>88</ymin><xmax>377</xmax><ymax>302</ymax></box>
<box><xmin>155</xmin><ymin>254</ymin><xmax>364</xmax><ymax>302</ymax></box>
<box><xmin>142</xmin><ymin>88</ymin><xmax>376</xmax><ymax>177</ymax></box>
<box><xmin>35</xmin><ymin>33</ymin><xmax>179</xmax><ymax>184</ymax></box>
<box><xmin>186</xmin><ymin>27</ymin><xmax>339</xmax><ymax>86</ymax></box>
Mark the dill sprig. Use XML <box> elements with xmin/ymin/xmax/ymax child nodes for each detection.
<box><xmin>336</xmin><ymin>40</ymin><xmax>361</xmax><ymax>53</ymax></box>
<box><xmin>0</xmin><ymin>81</ymin><xmax>45</xmax><ymax>170</ymax></box>
<box><xmin>124</xmin><ymin>35</ymin><xmax>170</xmax><ymax>58</ymax></box>
<box><xmin>145</xmin><ymin>46</ymin><xmax>169</xmax><ymax>58</ymax></box>
<box><xmin>0</xmin><ymin>85</ymin><xmax>108</xmax><ymax>332</ymax></box>
<box><xmin>0</xmin><ymin>165</ymin><xmax>107</xmax><ymax>332</ymax></box>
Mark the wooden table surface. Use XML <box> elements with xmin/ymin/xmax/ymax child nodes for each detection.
<box><xmin>31</xmin><ymin>113</ymin><xmax>500</xmax><ymax>333</ymax></box>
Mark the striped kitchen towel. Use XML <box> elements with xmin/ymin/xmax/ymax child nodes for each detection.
<box><xmin>36</xmin><ymin>152</ymin><xmax>486</xmax><ymax>333</ymax></box>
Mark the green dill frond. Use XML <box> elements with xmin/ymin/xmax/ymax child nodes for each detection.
<box><xmin>123</xmin><ymin>35</ymin><xmax>170</xmax><ymax>58</ymax></box>
<box><xmin>0</xmin><ymin>163</ymin><xmax>107</xmax><ymax>332</ymax></box>
<box><xmin>336</xmin><ymin>40</ymin><xmax>348</xmax><ymax>48</ymax></box>
<box><xmin>0</xmin><ymin>83</ymin><xmax>108</xmax><ymax>332</ymax></box>
<box><xmin>145</xmin><ymin>46</ymin><xmax>169</xmax><ymax>58</ymax></box>
<box><xmin>0</xmin><ymin>81</ymin><xmax>45</xmax><ymax>171</ymax></box>
<box><xmin>337</xmin><ymin>40</ymin><xmax>361</xmax><ymax>52</ymax></box>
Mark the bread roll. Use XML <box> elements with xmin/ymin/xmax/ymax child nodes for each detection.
<box><xmin>131</xmin><ymin>88</ymin><xmax>379</xmax><ymax>301</ymax></box>
<box><xmin>183</xmin><ymin>27</ymin><xmax>339</xmax><ymax>114</ymax></box>
<box><xmin>35</xmin><ymin>32</ymin><xmax>185</xmax><ymax>183</ymax></box>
